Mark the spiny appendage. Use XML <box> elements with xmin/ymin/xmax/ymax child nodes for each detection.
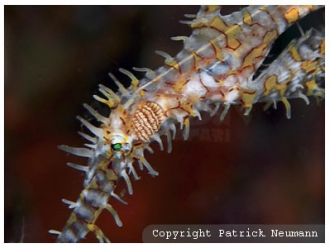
<box><xmin>92</xmin><ymin>67</ymin><xmax>141</xmax><ymax>109</ymax></box>
<box><xmin>51</xmin><ymin>122</ymin><xmax>126</xmax><ymax>243</ymax></box>
<box><xmin>51</xmin><ymin>144</ymin><xmax>161</xmax><ymax>242</ymax></box>
<box><xmin>188</xmin><ymin>9</ymin><xmax>321</xmax><ymax>84</ymax></box>
<box><xmin>150</xmin><ymin>5</ymin><xmax>324</xmax><ymax>124</ymax></box>
<box><xmin>250</xmin><ymin>28</ymin><xmax>325</xmax><ymax>119</ymax></box>
<box><xmin>194</xmin><ymin>5</ymin><xmax>277</xmax><ymax>24</ymax></box>
<box><xmin>51</xmin><ymin>101</ymin><xmax>162</xmax><ymax>242</ymax></box>
<box><xmin>49</xmin><ymin>165</ymin><xmax>125</xmax><ymax>242</ymax></box>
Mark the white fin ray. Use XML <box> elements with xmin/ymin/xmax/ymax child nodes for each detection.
<box><xmin>78</xmin><ymin>131</ymin><xmax>97</xmax><ymax>143</ymax></box>
<box><xmin>152</xmin><ymin>134</ymin><xmax>164</xmax><ymax>151</ymax></box>
<box><xmin>84</xmin><ymin>143</ymin><xmax>96</xmax><ymax>149</ymax></box>
<box><xmin>66</xmin><ymin>162</ymin><xmax>89</xmax><ymax>172</ymax></box>
<box><xmin>120</xmin><ymin>170</ymin><xmax>133</xmax><ymax>195</ymax></box>
<box><xmin>220</xmin><ymin>104</ymin><xmax>231</xmax><ymax>122</ymax></box>
<box><xmin>127</xmin><ymin>162</ymin><xmax>141</xmax><ymax>180</ymax></box>
<box><xmin>183</xmin><ymin>118</ymin><xmax>190</xmax><ymax>141</ymax></box>
<box><xmin>94</xmin><ymin>84</ymin><xmax>120</xmax><ymax>108</ymax></box>
<box><xmin>210</xmin><ymin>102</ymin><xmax>221</xmax><ymax>117</ymax></box>
<box><xmin>155</xmin><ymin>50</ymin><xmax>175</xmax><ymax>64</ymax></box>
<box><xmin>62</xmin><ymin>199</ymin><xmax>77</xmax><ymax>209</ymax></box>
<box><xmin>77</xmin><ymin>116</ymin><xmax>103</xmax><ymax>137</ymax></box>
<box><xmin>104</xmin><ymin>204</ymin><xmax>123</xmax><ymax>227</ymax></box>
<box><xmin>48</xmin><ymin>230</ymin><xmax>61</xmax><ymax>235</ymax></box>
<box><xmin>119</xmin><ymin>68</ymin><xmax>140</xmax><ymax>90</ymax></box>
<box><xmin>59</xmin><ymin>145</ymin><xmax>94</xmax><ymax>158</ymax></box>
<box><xmin>139</xmin><ymin>157</ymin><xmax>159</xmax><ymax>176</ymax></box>
<box><xmin>297</xmin><ymin>93</ymin><xmax>310</xmax><ymax>105</ymax></box>
<box><xmin>111</xmin><ymin>192</ymin><xmax>128</xmax><ymax>205</ymax></box>
<box><xmin>171</xmin><ymin>36</ymin><xmax>189</xmax><ymax>42</ymax></box>
<box><xmin>83</xmin><ymin>103</ymin><xmax>110</xmax><ymax>125</ymax></box>
<box><xmin>108</xmin><ymin>73</ymin><xmax>129</xmax><ymax>96</ymax></box>
<box><xmin>165</xmin><ymin>131</ymin><xmax>172</xmax><ymax>153</ymax></box>
<box><xmin>133</xmin><ymin>67</ymin><xmax>157</xmax><ymax>79</ymax></box>
<box><xmin>169</xmin><ymin>123</ymin><xmax>176</xmax><ymax>140</ymax></box>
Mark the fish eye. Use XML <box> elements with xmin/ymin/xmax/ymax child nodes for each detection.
<box><xmin>111</xmin><ymin>143</ymin><xmax>122</xmax><ymax>151</ymax></box>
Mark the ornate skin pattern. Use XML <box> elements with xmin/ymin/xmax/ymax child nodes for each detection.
<box><xmin>49</xmin><ymin>5</ymin><xmax>325</xmax><ymax>242</ymax></box>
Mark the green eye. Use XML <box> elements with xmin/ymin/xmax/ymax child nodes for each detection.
<box><xmin>111</xmin><ymin>143</ymin><xmax>122</xmax><ymax>151</ymax></box>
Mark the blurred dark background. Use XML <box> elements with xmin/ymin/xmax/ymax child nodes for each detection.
<box><xmin>4</xmin><ymin>6</ymin><xmax>324</xmax><ymax>243</ymax></box>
